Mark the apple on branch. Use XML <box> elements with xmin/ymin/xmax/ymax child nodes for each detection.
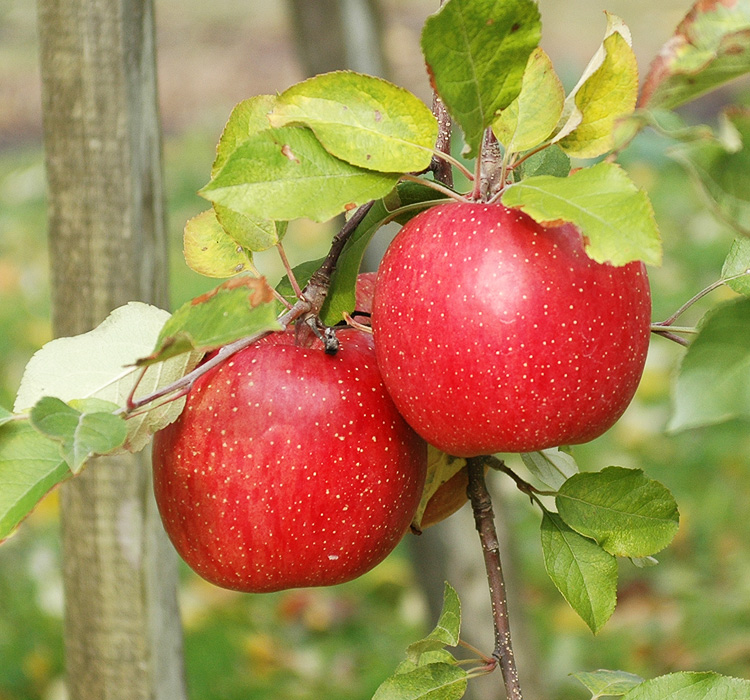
<box><xmin>372</xmin><ymin>202</ymin><xmax>651</xmax><ymax>457</ymax></box>
<box><xmin>152</xmin><ymin>327</ymin><xmax>427</xmax><ymax>593</ymax></box>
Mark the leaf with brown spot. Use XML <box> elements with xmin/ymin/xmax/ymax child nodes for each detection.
<box><xmin>640</xmin><ymin>0</ymin><xmax>750</xmax><ymax>110</ymax></box>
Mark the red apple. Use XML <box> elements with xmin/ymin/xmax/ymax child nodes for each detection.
<box><xmin>152</xmin><ymin>327</ymin><xmax>427</xmax><ymax>593</ymax></box>
<box><xmin>372</xmin><ymin>202</ymin><xmax>651</xmax><ymax>457</ymax></box>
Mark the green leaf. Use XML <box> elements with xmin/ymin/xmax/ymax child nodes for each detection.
<box><xmin>29</xmin><ymin>397</ymin><xmax>127</xmax><ymax>474</ymax></box>
<box><xmin>0</xmin><ymin>419</ymin><xmax>71</xmax><ymax>543</ymax></box>
<box><xmin>214</xmin><ymin>204</ymin><xmax>285</xmax><ymax>253</ymax></box>
<box><xmin>520</xmin><ymin>448</ymin><xmax>579</xmax><ymax>490</ymax></box>
<box><xmin>639</xmin><ymin>0</ymin><xmax>750</xmax><ymax>110</ymax></box>
<box><xmin>540</xmin><ymin>511</ymin><xmax>618</xmax><ymax>634</ymax></box>
<box><xmin>669</xmin><ymin>108</ymin><xmax>750</xmax><ymax>236</ymax></box>
<box><xmin>394</xmin><ymin>651</ymin><xmax>459</xmax><ymax>676</ymax></box>
<box><xmin>406</xmin><ymin>582</ymin><xmax>461</xmax><ymax>662</ymax></box>
<box><xmin>201</xmin><ymin>126</ymin><xmax>400</xmax><ymax>223</ymax></box>
<box><xmin>622</xmin><ymin>671</ymin><xmax>750</xmax><ymax>700</ymax></box>
<box><xmin>319</xmin><ymin>182</ymin><xmax>446</xmax><ymax>326</ymax></box>
<box><xmin>668</xmin><ymin>297</ymin><xmax>750</xmax><ymax>431</ymax></box>
<box><xmin>722</xmin><ymin>237</ymin><xmax>750</xmax><ymax>295</ymax></box>
<box><xmin>14</xmin><ymin>302</ymin><xmax>199</xmax><ymax>453</ymax></box>
<box><xmin>501</xmin><ymin>161</ymin><xmax>662</xmax><ymax>266</ymax></box>
<box><xmin>573</xmin><ymin>669</ymin><xmax>644</xmax><ymax>698</ymax></box>
<box><xmin>372</xmin><ymin>662</ymin><xmax>468</xmax><ymax>700</ymax></box>
<box><xmin>212</xmin><ymin>94</ymin><xmax>277</xmax><ymax>176</ymax></box>
<box><xmin>269</xmin><ymin>71</ymin><xmax>437</xmax><ymax>173</ymax></box>
<box><xmin>183</xmin><ymin>209</ymin><xmax>254</xmax><ymax>278</ymax></box>
<box><xmin>556</xmin><ymin>14</ymin><xmax>639</xmax><ymax>158</ymax></box>
<box><xmin>515</xmin><ymin>144</ymin><xmax>570</xmax><ymax>180</ymax></box>
<box><xmin>492</xmin><ymin>48</ymin><xmax>564</xmax><ymax>153</ymax></box>
<box><xmin>147</xmin><ymin>276</ymin><xmax>282</xmax><ymax>363</ymax></box>
<box><xmin>421</xmin><ymin>0</ymin><xmax>541</xmax><ymax>158</ymax></box>
<box><xmin>276</xmin><ymin>257</ymin><xmax>326</xmax><ymax>310</ymax></box>
<box><xmin>556</xmin><ymin>467</ymin><xmax>680</xmax><ymax>558</ymax></box>
<box><xmin>0</xmin><ymin>406</ymin><xmax>12</xmax><ymax>428</ymax></box>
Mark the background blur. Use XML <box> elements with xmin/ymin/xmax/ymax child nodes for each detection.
<box><xmin>1</xmin><ymin>1</ymin><xmax>750</xmax><ymax>699</ymax></box>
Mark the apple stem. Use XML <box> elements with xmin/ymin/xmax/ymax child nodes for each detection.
<box><xmin>467</xmin><ymin>456</ymin><xmax>524</xmax><ymax>700</ymax></box>
<box><xmin>276</xmin><ymin>242</ymin><xmax>303</xmax><ymax>299</ymax></box>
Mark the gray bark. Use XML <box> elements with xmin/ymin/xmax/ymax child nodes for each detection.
<box><xmin>36</xmin><ymin>0</ymin><xmax>187</xmax><ymax>697</ymax></box>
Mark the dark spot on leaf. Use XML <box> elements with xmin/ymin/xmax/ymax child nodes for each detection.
<box><xmin>344</xmin><ymin>202</ymin><xmax>357</xmax><ymax>211</ymax></box>
<box><xmin>374</xmin><ymin>110</ymin><xmax>382</xmax><ymax>122</ymax></box>
<box><xmin>486</xmin><ymin>18</ymin><xmax>494</xmax><ymax>26</ymax></box>
<box><xmin>281</xmin><ymin>144</ymin><xmax>300</xmax><ymax>163</ymax></box>
<box><xmin>366</xmin><ymin>154</ymin><xmax>372</xmax><ymax>160</ymax></box>
<box><xmin>511</xmin><ymin>23</ymin><xmax>521</xmax><ymax>33</ymax></box>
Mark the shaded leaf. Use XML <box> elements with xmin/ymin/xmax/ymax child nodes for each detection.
<box><xmin>319</xmin><ymin>181</ymin><xmax>446</xmax><ymax>326</ymax></box>
<box><xmin>0</xmin><ymin>419</ymin><xmax>70</xmax><ymax>543</ymax></box>
<box><xmin>556</xmin><ymin>14</ymin><xmax>639</xmax><ymax>158</ymax></box>
<box><xmin>520</xmin><ymin>448</ymin><xmax>579</xmax><ymax>490</ymax></box>
<box><xmin>202</xmin><ymin>126</ymin><xmax>399</xmax><ymax>223</ymax></box>
<box><xmin>421</xmin><ymin>0</ymin><xmax>541</xmax><ymax>157</ymax></box>
<box><xmin>29</xmin><ymin>397</ymin><xmax>126</xmax><ymax>474</ymax></box>
<box><xmin>541</xmin><ymin>511</ymin><xmax>618</xmax><ymax>634</ymax></box>
<box><xmin>622</xmin><ymin>671</ymin><xmax>750</xmax><ymax>700</ymax></box>
<box><xmin>640</xmin><ymin>0</ymin><xmax>750</xmax><ymax>110</ymax></box>
<box><xmin>722</xmin><ymin>236</ymin><xmax>750</xmax><ymax>294</ymax></box>
<box><xmin>412</xmin><ymin>446</ymin><xmax>467</xmax><ymax>532</ymax></box>
<box><xmin>515</xmin><ymin>144</ymin><xmax>570</xmax><ymax>180</ymax></box>
<box><xmin>492</xmin><ymin>48</ymin><xmax>565</xmax><ymax>153</ymax></box>
<box><xmin>573</xmin><ymin>669</ymin><xmax>644</xmax><ymax>698</ymax></box>
<box><xmin>668</xmin><ymin>297</ymin><xmax>750</xmax><ymax>431</ymax></box>
<box><xmin>501</xmin><ymin>161</ymin><xmax>662</xmax><ymax>266</ymax></box>
<box><xmin>14</xmin><ymin>302</ymin><xmax>198</xmax><ymax>453</ymax></box>
<box><xmin>183</xmin><ymin>209</ymin><xmax>253</xmax><ymax>278</ymax></box>
<box><xmin>372</xmin><ymin>662</ymin><xmax>468</xmax><ymax>700</ymax></box>
<box><xmin>669</xmin><ymin>107</ymin><xmax>750</xmax><ymax>235</ymax></box>
<box><xmin>0</xmin><ymin>406</ymin><xmax>12</xmax><ymax>428</ymax></box>
<box><xmin>556</xmin><ymin>467</ymin><xmax>680</xmax><ymax>557</ymax></box>
<box><xmin>269</xmin><ymin>71</ymin><xmax>437</xmax><ymax>173</ymax></box>
<box><xmin>145</xmin><ymin>276</ymin><xmax>282</xmax><ymax>364</ymax></box>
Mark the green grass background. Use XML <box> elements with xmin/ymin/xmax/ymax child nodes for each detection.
<box><xmin>1</xmin><ymin>1</ymin><xmax>750</xmax><ymax>699</ymax></box>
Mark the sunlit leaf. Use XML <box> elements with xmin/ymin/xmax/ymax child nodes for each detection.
<box><xmin>501</xmin><ymin>161</ymin><xmax>662</xmax><ymax>266</ymax></box>
<box><xmin>520</xmin><ymin>448</ymin><xmax>579</xmax><ymax>490</ymax></box>
<box><xmin>0</xmin><ymin>419</ymin><xmax>70</xmax><ymax>543</ymax></box>
<box><xmin>214</xmin><ymin>204</ymin><xmax>285</xmax><ymax>252</ymax></box>
<box><xmin>212</xmin><ymin>94</ymin><xmax>277</xmax><ymax>176</ymax></box>
<box><xmin>668</xmin><ymin>297</ymin><xmax>750</xmax><ymax>431</ymax></box>
<box><xmin>269</xmin><ymin>71</ymin><xmax>437</xmax><ymax>173</ymax></box>
<box><xmin>29</xmin><ymin>397</ymin><xmax>127</xmax><ymax>474</ymax></box>
<box><xmin>722</xmin><ymin>236</ymin><xmax>750</xmax><ymax>295</ymax></box>
<box><xmin>183</xmin><ymin>209</ymin><xmax>254</xmax><ymax>278</ymax></box>
<box><xmin>145</xmin><ymin>276</ymin><xmax>282</xmax><ymax>364</ymax></box>
<box><xmin>622</xmin><ymin>671</ymin><xmax>750</xmax><ymax>699</ymax></box>
<box><xmin>556</xmin><ymin>467</ymin><xmax>680</xmax><ymax>557</ymax></box>
<box><xmin>13</xmin><ymin>303</ymin><xmax>198</xmax><ymax>453</ymax></box>
<box><xmin>573</xmin><ymin>669</ymin><xmax>644</xmax><ymax>698</ymax></box>
<box><xmin>541</xmin><ymin>511</ymin><xmax>618</xmax><ymax>634</ymax></box>
<box><xmin>372</xmin><ymin>662</ymin><xmax>468</xmax><ymax>700</ymax></box>
<box><xmin>639</xmin><ymin>0</ymin><xmax>750</xmax><ymax>110</ymax></box>
<box><xmin>492</xmin><ymin>48</ymin><xmax>564</xmax><ymax>153</ymax></box>
<box><xmin>421</xmin><ymin>0</ymin><xmax>541</xmax><ymax>157</ymax></box>
<box><xmin>202</xmin><ymin>126</ymin><xmax>399</xmax><ymax>223</ymax></box>
<box><xmin>556</xmin><ymin>14</ymin><xmax>639</xmax><ymax>158</ymax></box>
<box><xmin>406</xmin><ymin>582</ymin><xmax>461</xmax><ymax>662</ymax></box>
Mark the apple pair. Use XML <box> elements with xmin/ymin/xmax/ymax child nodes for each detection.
<box><xmin>153</xmin><ymin>202</ymin><xmax>650</xmax><ymax>593</ymax></box>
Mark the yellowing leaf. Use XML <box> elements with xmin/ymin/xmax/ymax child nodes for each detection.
<box><xmin>556</xmin><ymin>14</ymin><xmax>639</xmax><ymax>158</ymax></box>
<box><xmin>269</xmin><ymin>71</ymin><xmax>437</xmax><ymax>173</ymax></box>
<box><xmin>183</xmin><ymin>209</ymin><xmax>253</xmax><ymax>278</ymax></box>
<box><xmin>492</xmin><ymin>48</ymin><xmax>565</xmax><ymax>153</ymax></box>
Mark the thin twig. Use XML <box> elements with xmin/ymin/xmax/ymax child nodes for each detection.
<box><xmin>467</xmin><ymin>456</ymin><xmax>524</xmax><ymax>700</ymax></box>
<box><xmin>430</xmin><ymin>94</ymin><xmax>454</xmax><ymax>187</ymax></box>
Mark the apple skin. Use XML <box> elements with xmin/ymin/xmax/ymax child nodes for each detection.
<box><xmin>152</xmin><ymin>327</ymin><xmax>427</xmax><ymax>593</ymax></box>
<box><xmin>372</xmin><ymin>202</ymin><xmax>651</xmax><ymax>457</ymax></box>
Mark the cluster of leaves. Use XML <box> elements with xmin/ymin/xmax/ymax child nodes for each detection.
<box><xmin>2</xmin><ymin>0</ymin><xmax>750</xmax><ymax>697</ymax></box>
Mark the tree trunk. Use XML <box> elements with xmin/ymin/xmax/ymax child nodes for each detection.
<box><xmin>36</xmin><ymin>0</ymin><xmax>187</xmax><ymax>698</ymax></box>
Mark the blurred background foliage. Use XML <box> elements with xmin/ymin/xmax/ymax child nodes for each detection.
<box><xmin>1</xmin><ymin>0</ymin><xmax>749</xmax><ymax>699</ymax></box>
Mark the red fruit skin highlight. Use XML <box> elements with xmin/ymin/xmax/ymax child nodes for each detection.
<box><xmin>153</xmin><ymin>328</ymin><xmax>427</xmax><ymax>593</ymax></box>
<box><xmin>372</xmin><ymin>202</ymin><xmax>652</xmax><ymax>457</ymax></box>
